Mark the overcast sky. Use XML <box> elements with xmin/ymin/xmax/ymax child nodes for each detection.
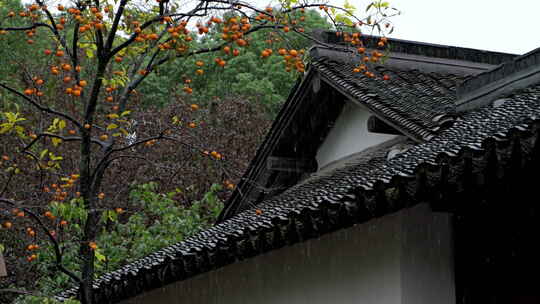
<box><xmin>381</xmin><ymin>0</ymin><xmax>540</xmax><ymax>55</ymax></box>
<box><xmin>269</xmin><ymin>0</ymin><xmax>540</xmax><ymax>55</ymax></box>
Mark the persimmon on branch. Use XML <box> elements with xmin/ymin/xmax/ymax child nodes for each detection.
<box><xmin>0</xmin><ymin>82</ymin><xmax>81</xmax><ymax>128</ymax></box>
<box><xmin>0</xmin><ymin>198</ymin><xmax>82</xmax><ymax>285</ymax></box>
<box><xmin>0</xmin><ymin>0</ymin><xmax>396</xmax><ymax>303</ymax></box>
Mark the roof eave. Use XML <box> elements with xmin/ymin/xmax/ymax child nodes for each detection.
<box><xmin>217</xmin><ymin>68</ymin><xmax>319</xmax><ymax>222</ymax></box>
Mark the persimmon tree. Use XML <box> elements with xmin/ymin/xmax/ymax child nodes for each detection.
<box><xmin>0</xmin><ymin>0</ymin><xmax>397</xmax><ymax>303</ymax></box>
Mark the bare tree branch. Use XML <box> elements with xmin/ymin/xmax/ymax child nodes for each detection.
<box><xmin>23</xmin><ymin>132</ymin><xmax>105</xmax><ymax>152</ymax></box>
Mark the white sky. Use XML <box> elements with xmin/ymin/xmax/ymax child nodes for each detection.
<box><xmin>382</xmin><ymin>0</ymin><xmax>540</xmax><ymax>55</ymax></box>
<box><xmin>274</xmin><ymin>0</ymin><xmax>540</xmax><ymax>55</ymax></box>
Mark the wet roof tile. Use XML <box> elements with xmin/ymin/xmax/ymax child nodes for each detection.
<box><xmin>57</xmin><ymin>84</ymin><xmax>540</xmax><ymax>303</ymax></box>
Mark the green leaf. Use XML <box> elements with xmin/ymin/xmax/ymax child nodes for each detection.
<box><xmin>49</xmin><ymin>152</ymin><xmax>63</xmax><ymax>161</ymax></box>
<box><xmin>52</xmin><ymin>156</ymin><xmax>64</xmax><ymax>161</ymax></box>
<box><xmin>14</xmin><ymin>126</ymin><xmax>25</xmax><ymax>136</ymax></box>
<box><xmin>335</xmin><ymin>14</ymin><xmax>354</xmax><ymax>26</ymax></box>
<box><xmin>5</xmin><ymin>112</ymin><xmax>15</xmax><ymax>122</ymax></box>
<box><xmin>40</xmin><ymin>149</ymin><xmax>48</xmax><ymax>159</ymax></box>
<box><xmin>107</xmin><ymin>210</ymin><xmax>118</xmax><ymax>222</ymax></box>
<box><xmin>0</xmin><ymin>123</ymin><xmax>12</xmax><ymax>134</ymax></box>
<box><xmin>95</xmin><ymin>248</ymin><xmax>106</xmax><ymax>262</ymax></box>
<box><xmin>366</xmin><ymin>2</ymin><xmax>374</xmax><ymax>12</ymax></box>
<box><xmin>344</xmin><ymin>0</ymin><xmax>357</xmax><ymax>13</ymax></box>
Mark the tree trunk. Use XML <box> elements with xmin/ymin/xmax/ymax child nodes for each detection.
<box><xmin>79</xmin><ymin>210</ymin><xmax>100</xmax><ymax>304</ymax></box>
<box><xmin>77</xmin><ymin>61</ymin><xmax>108</xmax><ymax>304</ymax></box>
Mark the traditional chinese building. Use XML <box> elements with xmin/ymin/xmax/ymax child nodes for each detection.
<box><xmin>59</xmin><ymin>31</ymin><xmax>540</xmax><ymax>304</ymax></box>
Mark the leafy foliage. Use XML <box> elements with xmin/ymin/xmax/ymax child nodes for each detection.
<box><xmin>13</xmin><ymin>182</ymin><xmax>222</xmax><ymax>304</ymax></box>
<box><xmin>0</xmin><ymin>0</ymin><xmax>396</xmax><ymax>303</ymax></box>
<box><xmin>136</xmin><ymin>9</ymin><xmax>333</xmax><ymax>115</ymax></box>
<box><xmin>1</xmin><ymin>96</ymin><xmax>271</xmax><ymax>303</ymax></box>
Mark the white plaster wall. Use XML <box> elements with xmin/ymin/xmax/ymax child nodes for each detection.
<box><xmin>401</xmin><ymin>205</ymin><xmax>455</xmax><ymax>304</ymax></box>
<box><xmin>316</xmin><ymin>102</ymin><xmax>397</xmax><ymax>169</ymax></box>
<box><xmin>120</xmin><ymin>204</ymin><xmax>454</xmax><ymax>304</ymax></box>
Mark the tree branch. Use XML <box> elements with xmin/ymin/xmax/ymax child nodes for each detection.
<box><xmin>0</xmin><ymin>198</ymin><xmax>83</xmax><ymax>285</ymax></box>
<box><xmin>21</xmin><ymin>132</ymin><xmax>104</xmax><ymax>153</ymax></box>
<box><xmin>0</xmin><ymin>23</ymin><xmax>52</xmax><ymax>32</ymax></box>
<box><xmin>35</xmin><ymin>0</ymin><xmax>76</xmax><ymax>62</ymax></box>
<box><xmin>104</xmin><ymin>0</ymin><xmax>130</xmax><ymax>52</ymax></box>
<box><xmin>108</xmin><ymin>0</ymin><xmax>214</xmax><ymax>58</ymax></box>
<box><xmin>0</xmin><ymin>82</ymin><xmax>81</xmax><ymax>129</ymax></box>
<box><xmin>0</xmin><ymin>171</ymin><xmax>15</xmax><ymax>197</ymax></box>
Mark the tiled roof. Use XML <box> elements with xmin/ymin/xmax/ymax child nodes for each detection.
<box><xmin>220</xmin><ymin>43</ymin><xmax>503</xmax><ymax>219</ymax></box>
<box><xmin>312</xmin><ymin>52</ymin><xmax>465</xmax><ymax>141</ymax></box>
<box><xmin>57</xmin><ymin>83</ymin><xmax>540</xmax><ymax>303</ymax></box>
<box><xmin>220</xmin><ymin>44</ymin><xmax>493</xmax><ymax>220</ymax></box>
<box><xmin>313</xmin><ymin>30</ymin><xmax>517</xmax><ymax>66</ymax></box>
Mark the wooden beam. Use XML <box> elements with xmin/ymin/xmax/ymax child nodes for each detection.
<box><xmin>267</xmin><ymin>156</ymin><xmax>317</xmax><ymax>173</ymax></box>
<box><xmin>0</xmin><ymin>251</ymin><xmax>7</xmax><ymax>277</ymax></box>
<box><xmin>367</xmin><ymin>116</ymin><xmax>403</xmax><ymax>135</ymax></box>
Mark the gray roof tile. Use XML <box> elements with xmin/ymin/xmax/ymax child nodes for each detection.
<box><xmin>58</xmin><ymin>85</ymin><xmax>540</xmax><ymax>303</ymax></box>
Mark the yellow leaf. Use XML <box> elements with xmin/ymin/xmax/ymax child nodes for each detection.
<box><xmin>52</xmin><ymin>138</ymin><xmax>62</xmax><ymax>147</ymax></box>
<box><xmin>40</xmin><ymin>149</ymin><xmax>48</xmax><ymax>159</ymax></box>
<box><xmin>107</xmin><ymin>123</ymin><xmax>118</xmax><ymax>130</ymax></box>
<box><xmin>49</xmin><ymin>153</ymin><xmax>63</xmax><ymax>161</ymax></box>
<box><xmin>85</xmin><ymin>48</ymin><xmax>94</xmax><ymax>59</ymax></box>
<box><xmin>0</xmin><ymin>123</ymin><xmax>12</xmax><ymax>134</ymax></box>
